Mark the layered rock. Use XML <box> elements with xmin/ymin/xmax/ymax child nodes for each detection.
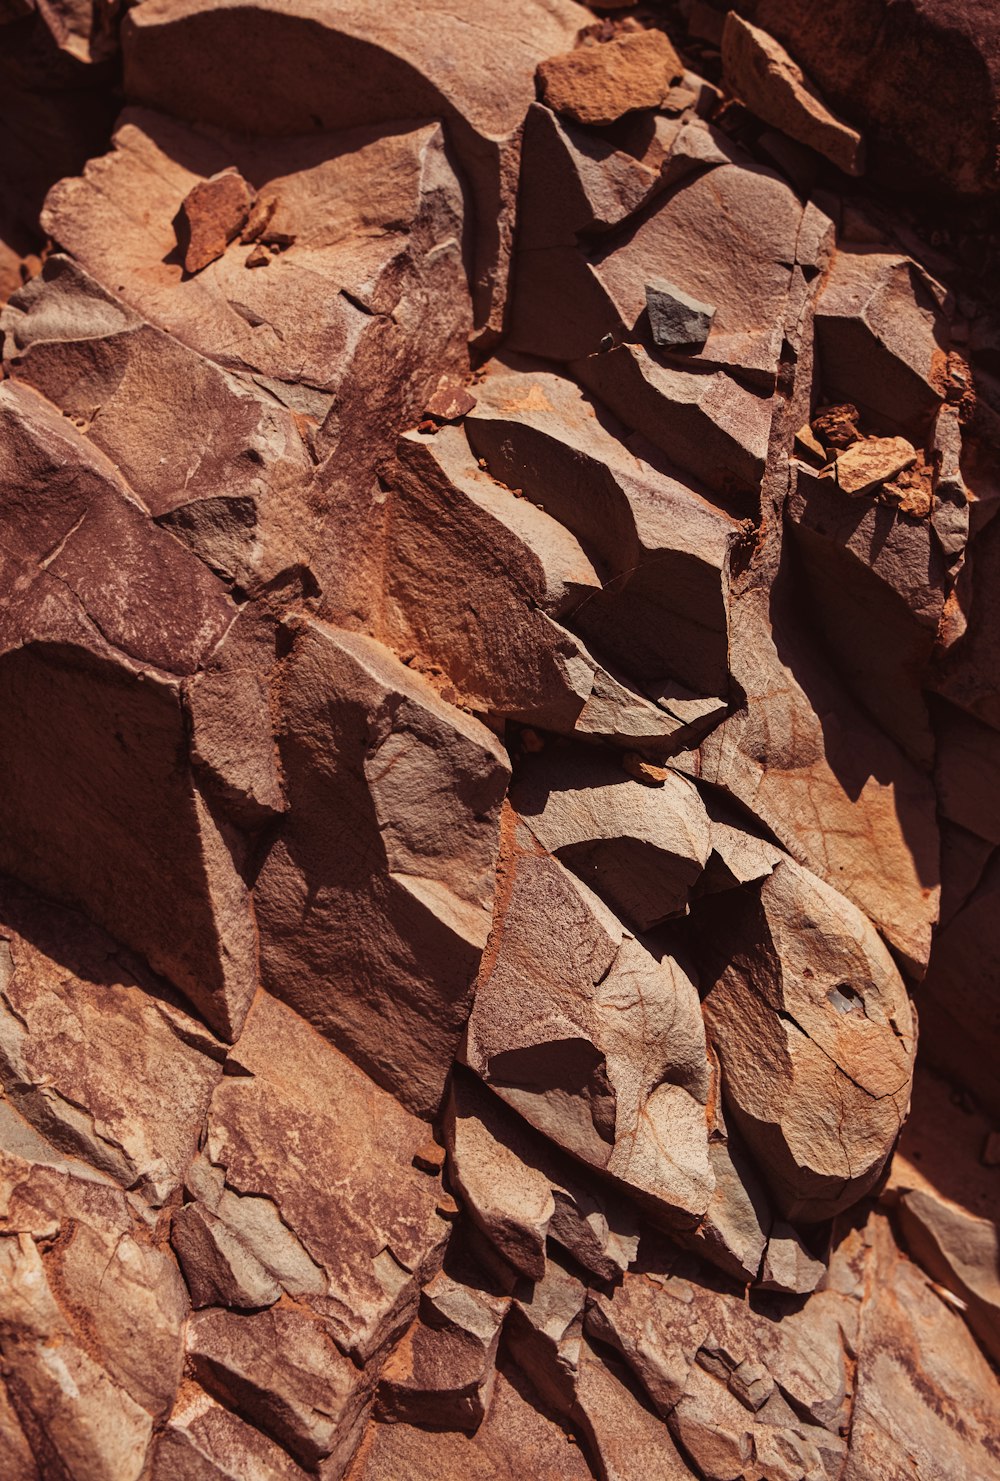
<box><xmin>0</xmin><ymin>1</ymin><xmax>997</xmax><ymax>1476</ymax></box>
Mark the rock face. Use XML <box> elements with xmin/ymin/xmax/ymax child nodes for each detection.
<box><xmin>0</xmin><ymin>1</ymin><xmax>998</xmax><ymax>1476</ymax></box>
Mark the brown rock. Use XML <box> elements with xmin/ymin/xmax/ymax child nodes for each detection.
<box><xmin>537</xmin><ymin>31</ymin><xmax>683</xmax><ymax>128</ymax></box>
<box><xmin>187</xmin><ymin>1306</ymin><xmax>366</xmax><ymax>1471</ymax></box>
<box><xmin>347</xmin><ymin>1363</ymin><xmax>593</xmax><ymax>1480</ymax></box>
<box><xmin>815</xmin><ymin>250</ymin><xmax>948</xmax><ymax>432</ymax></box>
<box><xmin>424</xmin><ymin>377</ymin><xmax>477</xmax><ymax>423</ymax></box>
<box><xmin>574</xmin><ymin>344</ymin><xmax>771</xmax><ymax>502</ymax></box>
<box><xmin>119</xmin><ymin>0</ymin><xmax>584</xmax><ymax>337</ymax></box>
<box><xmin>511</xmin><ymin>746</ymin><xmax>711</xmax><ymax>930</ymax></box>
<box><xmin>832</xmin><ymin>434</ymin><xmax>917</xmax><ymax>496</ymax></box>
<box><xmin>445</xmin><ymin>1072</ymin><xmax>640</xmax><ymax>1285</ymax></box>
<box><xmin>152</xmin><ymin>1386</ymin><xmax>311</xmax><ymax>1480</ymax></box>
<box><xmin>727</xmin><ymin>0</ymin><xmax>1000</xmax><ymax>195</ymax></box>
<box><xmin>255</xmin><ymin>617</ymin><xmax>509</xmax><ymax>1117</ymax></box>
<box><xmin>464</xmin><ymin>814</ymin><xmax>714</xmax><ymax>1228</ymax></box>
<box><xmin>680</xmin><ymin>581</ymin><xmax>940</xmax><ymax>976</ymax></box>
<box><xmin>387</xmin><ymin>426</ymin><xmax>701</xmax><ymax>749</ymax></box>
<box><xmin>465</xmin><ymin>361</ymin><xmax>739</xmax><ymax>698</ymax></box>
<box><xmin>590</xmin><ymin>156</ymin><xmax>805</xmax><ymax>387</ymax></box>
<box><xmin>698</xmin><ymin>858</ymin><xmax>916</xmax><ymax>1220</ymax></box>
<box><xmin>176</xmin><ymin>168</ymin><xmax>253</xmax><ymax>273</ymax></box>
<box><xmin>376</xmin><ymin>1271</ymin><xmax>508</xmax><ymax>1431</ymax></box>
<box><xmin>0</xmin><ymin>878</ymin><xmax>222</xmax><ymax>1203</ymax></box>
<box><xmin>843</xmin><ymin>1214</ymin><xmax>1000</xmax><ymax>1478</ymax></box>
<box><xmin>722</xmin><ymin>13</ymin><xmax>864</xmax><ymax>174</ymax></box>
<box><xmin>203</xmin><ymin>992</ymin><xmax>452</xmax><ymax>1360</ymax></box>
<box><xmin>171</xmin><ymin>1203</ymin><xmax>282</xmax><ymax>1311</ymax></box>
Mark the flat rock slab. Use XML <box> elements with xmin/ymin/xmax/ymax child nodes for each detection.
<box><xmin>537</xmin><ymin>30</ymin><xmax>683</xmax><ymax>127</ymax></box>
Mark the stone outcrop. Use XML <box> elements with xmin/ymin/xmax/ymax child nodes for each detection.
<box><xmin>0</xmin><ymin>1</ymin><xmax>997</xmax><ymax>1476</ymax></box>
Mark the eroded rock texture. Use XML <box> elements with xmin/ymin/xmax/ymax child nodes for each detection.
<box><xmin>0</xmin><ymin>1</ymin><xmax>998</xmax><ymax>1477</ymax></box>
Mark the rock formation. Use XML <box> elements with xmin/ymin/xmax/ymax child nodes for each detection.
<box><xmin>0</xmin><ymin>1</ymin><xmax>998</xmax><ymax>1477</ymax></box>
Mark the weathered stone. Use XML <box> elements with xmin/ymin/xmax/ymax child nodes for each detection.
<box><xmin>722</xmin><ymin>13</ymin><xmax>864</xmax><ymax>174</ymax></box>
<box><xmin>590</xmin><ymin>157</ymin><xmax>804</xmax><ymax>387</ymax></box>
<box><xmin>465</xmin><ymin>814</ymin><xmax>714</xmax><ymax>1229</ymax></box>
<box><xmin>386</xmin><ymin>426</ymin><xmax>704</xmax><ymax>748</ymax></box>
<box><xmin>897</xmin><ymin>1189</ymin><xmax>1000</xmax><ymax>1365</ymax></box>
<box><xmin>815</xmin><ymin>250</ymin><xmax>948</xmax><ymax>432</ymax></box>
<box><xmin>1</xmin><ymin>254</ymin><xmax>316</xmax><ymax>591</ymax></box>
<box><xmin>376</xmin><ymin>1270</ymin><xmax>507</xmax><ymax>1431</ymax></box>
<box><xmin>171</xmin><ymin>1203</ymin><xmax>282</xmax><ymax>1311</ymax></box>
<box><xmin>574</xmin><ymin>344</ymin><xmax>771</xmax><ymax>502</ymax></box>
<box><xmin>152</xmin><ymin>1386</ymin><xmax>312</xmax><ymax>1481</ymax></box>
<box><xmin>645</xmin><ymin>277</ymin><xmax>715</xmax><ymax>349</ymax></box>
<box><xmin>445</xmin><ymin>1072</ymin><xmax>640</xmax><ymax>1285</ymax></box>
<box><xmin>843</xmin><ymin>1214</ymin><xmax>1000</xmax><ymax>1479</ymax></box>
<box><xmin>832</xmin><ymin>434</ymin><xmax>917</xmax><ymax>495</ymax></box>
<box><xmin>348</xmin><ymin>1364</ymin><xmax>593</xmax><ymax>1480</ymax></box>
<box><xmin>187</xmin><ymin>1306</ymin><xmax>366</xmax><ymax>1471</ymax></box>
<box><xmin>464</xmin><ymin>360</ymin><xmax>739</xmax><ymax>698</ymax></box>
<box><xmin>511</xmin><ymin>745</ymin><xmax>711</xmax><ymax>929</ymax></box>
<box><xmin>203</xmin><ymin>992</ymin><xmax>451</xmax><ymax>1360</ymax></box>
<box><xmin>0</xmin><ymin>879</ymin><xmax>222</xmax><ymax>1203</ymax></box>
<box><xmin>177</xmin><ymin>168</ymin><xmax>253</xmax><ymax>273</ymax></box>
<box><xmin>0</xmin><ymin>1232</ymin><xmax>155</xmax><ymax>1481</ymax></box>
<box><xmin>678</xmin><ymin>580</ymin><xmax>940</xmax><ymax>976</ymax></box>
<box><xmin>698</xmin><ymin>858</ymin><xmax>916</xmax><ymax>1220</ymax></box>
<box><xmin>118</xmin><ymin>0</ymin><xmax>584</xmax><ymax>337</ymax></box>
<box><xmin>536</xmin><ymin>31</ymin><xmax>682</xmax><ymax>128</ymax></box>
<box><xmin>254</xmin><ymin>618</ymin><xmax>509</xmax><ymax>1117</ymax></box>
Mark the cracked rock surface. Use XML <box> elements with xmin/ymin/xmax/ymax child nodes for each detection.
<box><xmin>0</xmin><ymin>1</ymin><xmax>998</xmax><ymax>1477</ymax></box>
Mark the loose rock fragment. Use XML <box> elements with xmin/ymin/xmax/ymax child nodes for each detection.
<box><xmin>645</xmin><ymin>276</ymin><xmax>715</xmax><ymax>350</ymax></box>
<box><xmin>536</xmin><ymin>30</ymin><xmax>683</xmax><ymax>128</ymax></box>
<box><xmin>833</xmin><ymin>434</ymin><xmax>917</xmax><ymax>496</ymax></box>
<box><xmin>176</xmin><ymin>168</ymin><xmax>253</xmax><ymax>273</ymax></box>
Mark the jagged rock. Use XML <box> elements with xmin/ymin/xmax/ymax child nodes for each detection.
<box><xmin>844</xmin><ymin>1213</ymin><xmax>1000</xmax><ymax>1478</ymax></box>
<box><xmin>787</xmin><ymin>461</ymin><xmax>948</xmax><ymax>764</ymax></box>
<box><xmin>187</xmin><ymin>1306</ymin><xmax>368</xmax><ymax>1472</ymax></box>
<box><xmin>590</xmin><ymin>156</ymin><xmax>804</xmax><ymax>387</ymax></box>
<box><xmin>464</xmin><ymin>814</ymin><xmax>714</xmax><ymax>1228</ymax></box>
<box><xmin>348</xmin><ymin>1363</ymin><xmax>594</xmax><ymax>1479</ymax></box>
<box><xmin>832</xmin><ymin>434</ymin><xmax>917</xmax><ymax>495</ymax></box>
<box><xmin>896</xmin><ymin>1189</ymin><xmax>1000</xmax><ymax>1365</ymax></box>
<box><xmin>722</xmin><ymin>13</ymin><xmax>864</xmax><ymax>175</ymax></box>
<box><xmin>118</xmin><ymin>0</ymin><xmax>584</xmax><ymax>337</ymax></box>
<box><xmin>0</xmin><ymin>1233</ymin><xmax>155</xmax><ymax>1481</ymax></box>
<box><xmin>678</xmin><ymin>580</ymin><xmax>940</xmax><ymax>976</ymax></box>
<box><xmin>574</xmin><ymin>345</ymin><xmax>771</xmax><ymax>502</ymax></box>
<box><xmin>727</xmin><ymin>0</ymin><xmax>1000</xmax><ymax>195</ymax></box>
<box><xmin>202</xmin><ymin>992</ymin><xmax>452</xmax><ymax>1360</ymax></box>
<box><xmin>177</xmin><ymin>168</ymin><xmax>253</xmax><ymax>273</ymax></box>
<box><xmin>386</xmin><ymin>425</ymin><xmax>706</xmax><ymax>748</ymax></box>
<box><xmin>0</xmin><ymin>400</ymin><xmax>258</xmax><ymax>1038</ymax></box>
<box><xmin>510</xmin><ymin>746</ymin><xmax>711</xmax><ymax>929</ymax></box>
<box><xmin>464</xmin><ymin>360</ymin><xmax>739</xmax><ymax>698</ymax></box>
<box><xmin>152</xmin><ymin>1387</ymin><xmax>312</xmax><ymax>1481</ymax></box>
<box><xmin>918</xmin><ymin>850</ymin><xmax>1000</xmax><ymax>1118</ymax></box>
<box><xmin>0</xmin><ymin>879</ymin><xmax>222</xmax><ymax>1201</ymax></box>
<box><xmin>254</xmin><ymin>618</ymin><xmax>509</xmax><ymax>1116</ymax></box>
<box><xmin>445</xmin><ymin>1072</ymin><xmax>640</xmax><ymax>1284</ymax></box>
<box><xmin>697</xmin><ymin>857</ymin><xmax>915</xmax><ymax>1220</ymax></box>
<box><xmin>171</xmin><ymin>1203</ymin><xmax>283</xmax><ymax>1310</ymax></box>
<box><xmin>1</xmin><ymin>254</ymin><xmax>316</xmax><ymax>591</ymax></box>
<box><xmin>645</xmin><ymin>277</ymin><xmax>715</xmax><ymax>350</ymax></box>
<box><xmin>536</xmin><ymin>30</ymin><xmax>683</xmax><ymax>128</ymax></box>
<box><xmin>376</xmin><ymin>1270</ymin><xmax>508</xmax><ymax>1430</ymax></box>
<box><xmin>814</xmin><ymin>250</ymin><xmax>948</xmax><ymax>432</ymax></box>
